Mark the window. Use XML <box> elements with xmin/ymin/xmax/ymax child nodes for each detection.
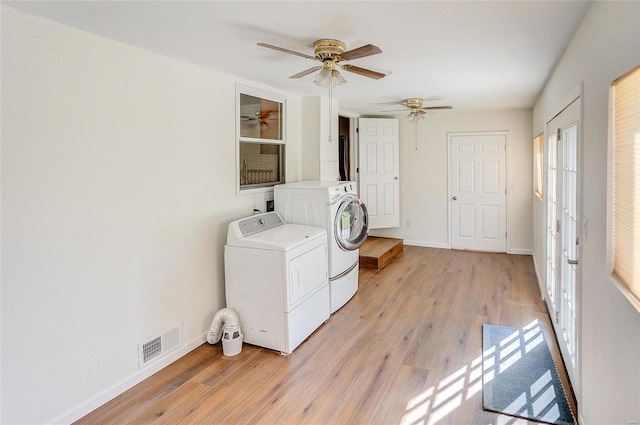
<box><xmin>237</xmin><ymin>85</ymin><xmax>285</xmax><ymax>193</ymax></box>
<box><xmin>533</xmin><ymin>133</ymin><xmax>544</xmax><ymax>198</ymax></box>
<box><xmin>608</xmin><ymin>64</ymin><xmax>640</xmax><ymax>312</ymax></box>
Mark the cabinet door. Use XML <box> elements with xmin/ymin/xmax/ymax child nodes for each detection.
<box><xmin>287</xmin><ymin>243</ymin><xmax>328</xmax><ymax>311</ymax></box>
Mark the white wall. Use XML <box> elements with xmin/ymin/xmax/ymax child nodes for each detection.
<box><xmin>301</xmin><ymin>96</ymin><xmax>339</xmax><ymax>181</ymax></box>
<box><xmin>532</xmin><ymin>2</ymin><xmax>640</xmax><ymax>424</ymax></box>
<box><xmin>369</xmin><ymin>109</ymin><xmax>533</xmax><ymax>254</ymax></box>
<box><xmin>0</xmin><ymin>7</ymin><xmax>302</xmax><ymax>424</ymax></box>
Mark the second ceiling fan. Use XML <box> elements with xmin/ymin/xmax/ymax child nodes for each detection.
<box><xmin>257</xmin><ymin>38</ymin><xmax>387</xmax><ymax>88</ymax></box>
<box><xmin>385</xmin><ymin>98</ymin><xmax>453</xmax><ymax>150</ymax></box>
<box><xmin>385</xmin><ymin>98</ymin><xmax>453</xmax><ymax>121</ymax></box>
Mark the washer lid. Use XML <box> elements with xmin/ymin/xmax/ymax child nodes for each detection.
<box><xmin>227</xmin><ymin>223</ymin><xmax>326</xmax><ymax>251</ymax></box>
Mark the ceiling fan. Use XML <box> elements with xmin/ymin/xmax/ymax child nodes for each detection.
<box><xmin>241</xmin><ymin>111</ymin><xmax>275</xmax><ymax>130</ymax></box>
<box><xmin>257</xmin><ymin>39</ymin><xmax>386</xmax><ymax>88</ymax></box>
<box><xmin>384</xmin><ymin>98</ymin><xmax>453</xmax><ymax>121</ymax></box>
<box><xmin>385</xmin><ymin>98</ymin><xmax>453</xmax><ymax>151</ymax></box>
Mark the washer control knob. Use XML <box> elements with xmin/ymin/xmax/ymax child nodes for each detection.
<box><xmin>258</xmin><ymin>218</ymin><xmax>266</xmax><ymax>225</ymax></box>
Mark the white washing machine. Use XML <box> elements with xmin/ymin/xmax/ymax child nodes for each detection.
<box><xmin>225</xmin><ymin>212</ymin><xmax>329</xmax><ymax>355</ymax></box>
<box><xmin>274</xmin><ymin>181</ymin><xmax>368</xmax><ymax>313</ymax></box>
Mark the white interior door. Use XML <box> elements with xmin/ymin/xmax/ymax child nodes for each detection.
<box><xmin>449</xmin><ymin>133</ymin><xmax>507</xmax><ymax>252</ymax></box>
<box><xmin>545</xmin><ymin>98</ymin><xmax>580</xmax><ymax>387</ymax></box>
<box><xmin>358</xmin><ymin>118</ymin><xmax>400</xmax><ymax>229</ymax></box>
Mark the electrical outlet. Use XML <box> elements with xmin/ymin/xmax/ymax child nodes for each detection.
<box><xmin>406</xmin><ymin>220</ymin><xmax>412</xmax><ymax>227</ymax></box>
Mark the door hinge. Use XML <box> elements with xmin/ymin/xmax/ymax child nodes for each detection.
<box><xmin>556</xmin><ymin>220</ymin><xmax>560</xmax><ymax>233</ymax></box>
<box><xmin>356</xmin><ymin>127</ymin><xmax>359</xmax><ymax>133</ymax></box>
<box><xmin>557</xmin><ymin>128</ymin><xmax>562</xmax><ymax>141</ymax></box>
<box><xmin>555</xmin><ymin>310</ymin><xmax>559</xmax><ymax>324</ymax></box>
<box><xmin>576</xmin><ymin>236</ymin><xmax>579</xmax><ymax>246</ymax></box>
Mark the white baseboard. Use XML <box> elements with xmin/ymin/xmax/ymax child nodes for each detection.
<box><xmin>507</xmin><ymin>248</ymin><xmax>533</xmax><ymax>255</ymax></box>
<box><xmin>532</xmin><ymin>253</ymin><xmax>545</xmax><ymax>298</ymax></box>
<box><xmin>52</xmin><ymin>333</ymin><xmax>207</xmax><ymax>424</ymax></box>
<box><xmin>402</xmin><ymin>240</ymin><xmax>451</xmax><ymax>249</ymax></box>
<box><xmin>402</xmin><ymin>240</ymin><xmax>533</xmax><ymax>256</ymax></box>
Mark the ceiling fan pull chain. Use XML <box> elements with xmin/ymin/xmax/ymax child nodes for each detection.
<box><xmin>328</xmin><ymin>82</ymin><xmax>333</xmax><ymax>143</ymax></box>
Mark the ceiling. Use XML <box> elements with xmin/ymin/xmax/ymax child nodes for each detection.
<box><xmin>5</xmin><ymin>1</ymin><xmax>592</xmax><ymax>114</ymax></box>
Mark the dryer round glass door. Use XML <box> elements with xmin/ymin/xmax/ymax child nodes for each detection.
<box><xmin>334</xmin><ymin>197</ymin><xmax>368</xmax><ymax>250</ymax></box>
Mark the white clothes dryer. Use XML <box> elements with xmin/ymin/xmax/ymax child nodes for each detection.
<box><xmin>274</xmin><ymin>181</ymin><xmax>368</xmax><ymax>313</ymax></box>
<box><xmin>225</xmin><ymin>212</ymin><xmax>329</xmax><ymax>355</ymax></box>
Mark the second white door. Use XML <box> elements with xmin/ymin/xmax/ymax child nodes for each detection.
<box><xmin>449</xmin><ymin>133</ymin><xmax>507</xmax><ymax>252</ymax></box>
<box><xmin>358</xmin><ymin>118</ymin><xmax>400</xmax><ymax>229</ymax></box>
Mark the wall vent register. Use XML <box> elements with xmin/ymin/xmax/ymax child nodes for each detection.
<box><xmin>138</xmin><ymin>323</ymin><xmax>182</xmax><ymax>369</ymax></box>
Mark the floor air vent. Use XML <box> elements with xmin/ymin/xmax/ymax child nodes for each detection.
<box><xmin>138</xmin><ymin>323</ymin><xmax>182</xmax><ymax>369</ymax></box>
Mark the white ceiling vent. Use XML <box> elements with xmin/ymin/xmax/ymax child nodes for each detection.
<box><xmin>138</xmin><ymin>322</ymin><xmax>182</xmax><ymax>369</ymax></box>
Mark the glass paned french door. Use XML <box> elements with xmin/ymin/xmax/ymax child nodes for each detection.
<box><xmin>545</xmin><ymin>98</ymin><xmax>580</xmax><ymax>388</ymax></box>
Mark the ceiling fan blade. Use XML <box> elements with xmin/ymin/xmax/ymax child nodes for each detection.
<box><xmin>371</xmin><ymin>100</ymin><xmax>409</xmax><ymax>106</ymax></box>
<box><xmin>289</xmin><ymin>66</ymin><xmax>322</xmax><ymax>79</ymax></box>
<box><xmin>381</xmin><ymin>108</ymin><xmax>409</xmax><ymax>112</ymax></box>
<box><xmin>257</xmin><ymin>43</ymin><xmax>317</xmax><ymax>61</ymax></box>
<box><xmin>422</xmin><ymin>106</ymin><xmax>453</xmax><ymax>110</ymax></box>
<box><xmin>341</xmin><ymin>64</ymin><xmax>386</xmax><ymax>80</ymax></box>
<box><xmin>340</xmin><ymin>44</ymin><xmax>382</xmax><ymax>61</ymax></box>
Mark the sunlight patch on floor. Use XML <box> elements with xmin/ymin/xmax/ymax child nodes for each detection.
<box><xmin>400</xmin><ymin>319</ymin><xmax>545</xmax><ymax>425</ymax></box>
<box><xmin>400</xmin><ymin>356</ymin><xmax>483</xmax><ymax>424</ymax></box>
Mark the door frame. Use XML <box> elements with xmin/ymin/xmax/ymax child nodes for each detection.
<box><xmin>542</xmin><ymin>83</ymin><xmax>583</xmax><ymax>394</ymax></box>
<box><xmin>338</xmin><ymin>115</ymin><xmax>358</xmax><ymax>182</ymax></box>
<box><xmin>447</xmin><ymin>131</ymin><xmax>509</xmax><ymax>251</ymax></box>
<box><xmin>338</xmin><ymin>112</ymin><xmax>361</xmax><ymax>185</ymax></box>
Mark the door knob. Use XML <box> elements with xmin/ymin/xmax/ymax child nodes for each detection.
<box><xmin>452</xmin><ymin>196</ymin><xmax>457</xmax><ymax>201</ymax></box>
<box><xmin>567</xmin><ymin>258</ymin><xmax>578</xmax><ymax>265</ymax></box>
<box><xmin>394</xmin><ymin>176</ymin><xmax>399</xmax><ymax>180</ymax></box>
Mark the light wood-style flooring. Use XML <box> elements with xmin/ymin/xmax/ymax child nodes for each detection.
<box><xmin>76</xmin><ymin>246</ymin><xmax>576</xmax><ymax>424</ymax></box>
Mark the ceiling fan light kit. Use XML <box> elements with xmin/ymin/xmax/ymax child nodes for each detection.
<box><xmin>407</xmin><ymin>112</ymin><xmax>425</xmax><ymax>122</ymax></box>
<box><xmin>312</xmin><ymin>60</ymin><xmax>347</xmax><ymax>88</ymax></box>
<box><xmin>330</xmin><ymin>70</ymin><xmax>347</xmax><ymax>87</ymax></box>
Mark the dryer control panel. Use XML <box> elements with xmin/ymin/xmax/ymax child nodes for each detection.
<box><xmin>227</xmin><ymin>212</ymin><xmax>284</xmax><ymax>242</ymax></box>
<box><xmin>329</xmin><ymin>182</ymin><xmax>357</xmax><ymax>201</ymax></box>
